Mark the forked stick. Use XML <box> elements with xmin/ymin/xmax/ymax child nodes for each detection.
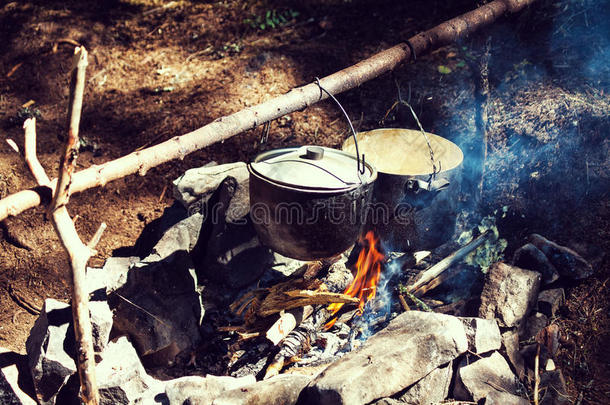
<box><xmin>12</xmin><ymin>47</ymin><xmax>101</xmax><ymax>404</ymax></box>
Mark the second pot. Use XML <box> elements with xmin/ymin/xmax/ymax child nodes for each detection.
<box><xmin>343</xmin><ymin>128</ymin><xmax>464</xmax><ymax>252</ymax></box>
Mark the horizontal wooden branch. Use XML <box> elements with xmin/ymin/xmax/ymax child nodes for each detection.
<box><xmin>0</xmin><ymin>0</ymin><xmax>537</xmax><ymax>221</ymax></box>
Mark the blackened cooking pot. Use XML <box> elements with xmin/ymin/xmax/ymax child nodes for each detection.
<box><xmin>343</xmin><ymin>128</ymin><xmax>463</xmax><ymax>252</ymax></box>
<box><xmin>248</xmin><ymin>145</ymin><xmax>377</xmax><ymax>260</ymax></box>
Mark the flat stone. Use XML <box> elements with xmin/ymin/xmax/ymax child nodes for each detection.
<box><xmin>512</xmin><ymin>243</ymin><xmax>559</xmax><ymax>285</ymax></box>
<box><xmin>453</xmin><ymin>351</ymin><xmax>520</xmax><ymax>402</ymax></box>
<box><xmin>25</xmin><ymin>299</ymin><xmax>77</xmax><ymax>405</ymax></box>
<box><xmin>529</xmin><ymin>234</ymin><xmax>593</xmax><ymax>280</ymax></box>
<box><xmin>0</xmin><ymin>349</ymin><xmax>36</xmax><ymax>404</ymax></box>
<box><xmin>87</xmin><ymin>256</ymin><xmax>139</xmax><ymax>296</ymax></box>
<box><xmin>173</xmin><ymin>162</ymin><xmax>249</xmax><ymax>222</ymax></box>
<box><xmin>397</xmin><ymin>361</ymin><xmax>452</xmax><ymax>404</ymax></box>
<box><xmin>144</xmin><ymin>213</ymin><xmax>203</xmax><ymax>261</ymax></box>
<box><xmin>215</xmin><ymin>374</ymin><xmax>311</xmax><ymax>405</ymax></box>
<box><xmin>522</xmin><ymin>312</ymin><xmax>549</xmax><ymax>341</ymax></box>
<box><xmin>164</xmin><ymin>374</ymin><xmax>255</xmax><ymax>405</ymax></box>
<box><xmin>107</xmin><ymin>250</ymin><xmax>203</xmax><ymax>366</ymax></box>
<box><xmin>537</xmin><ymin>288</ymin><xmax>564</xmax><ymax>318</ymax></box>
<box><xmin>502</xmin><ymin>329</ymin><xmax>526</xmax><ymax>381</ymax></box>
<box><xmin>459</xmin><ymin>317</ymin><xmax>502</xmax><ymax>354</ymax></box>
<box><xmin>484</xmin><ymin>390</ymin><xmax>529</xmax><ymax>404</ymax></box>
<box><xmin>479</xmin><ymin>262</ymin><xmax>541</xmax><ymax>328</ymax></box>
<box><xmin>96</xmin><ymin>337</ymin><xmax>165</xmax><ymax>405</ymax></box>
<box><xmin>299</xmin><ymin>311</ymin><xmax>468</xmax><ymax>405</ymax></box>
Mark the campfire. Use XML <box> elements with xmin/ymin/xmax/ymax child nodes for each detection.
<box><xmin>0</xmin><ymin>0</ymin><xmax>606</xmax><ymax>404</ymax></box>
<box><xmin>326</xmin><ymin>230</ymin><xmax>384</xmax><ymax>329</ymax></box>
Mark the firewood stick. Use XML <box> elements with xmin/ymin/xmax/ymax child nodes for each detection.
<box><xmin>263</xmin><ymin>262</ymin><xmax>354</xmax><ymax>379</ymax></box>
<box><xmin>0</xmin><ymin>0</ymin><xmax>539</xmax><ymax>221</ymax></box>
<box><xmin>411</xmin><ymin>265</ymin><xmax>462</xmax><ymax>298</ymax></box>
<box><xmin>264</xmin><ymin>307</ymin><xmax>331</xmax><ymax>380</ymax></box>
<box><xmin>266</xmin><ymin>306</ymin><xmax>314</xmax><ymax>346</ymax></box>
<box><xmin>398</xmin><ymin>293</ymin><xmax>410</xmax><ymax>312</ymax></box>
<box><xmin>408</xmin><ymin>230</ymin><xmax>494</xmax><ymax>293</ymax></box>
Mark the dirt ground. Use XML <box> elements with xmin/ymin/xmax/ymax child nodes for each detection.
<box><xmin>0</xmin><ymin>0</ymin><xmax>608</xmax><ymax>403</ymax></box>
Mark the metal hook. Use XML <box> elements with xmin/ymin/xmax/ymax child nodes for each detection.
<box><xmin>314</xmin><ymin>77</ymin><xmax>366</xmax><ymax>177</ymax></box>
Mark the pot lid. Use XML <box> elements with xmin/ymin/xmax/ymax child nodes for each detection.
<box><xmin>250</xmin><ymin>146</ymin><xmax>373</xmax><ymax>190</ymax></box>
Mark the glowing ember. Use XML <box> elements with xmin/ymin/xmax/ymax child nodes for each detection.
<box><xmin>326</xmin><ymin>231</ymin><xmax>384</xmax><ymax>329</ymax></box>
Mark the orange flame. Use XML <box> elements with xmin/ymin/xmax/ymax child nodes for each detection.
<box><xmin>326</xmin><ymin>231</ymin><xmax>384</xmax><ymax>329</ymax></box>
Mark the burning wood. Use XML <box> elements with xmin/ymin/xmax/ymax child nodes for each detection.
<box><xmin>266</xmin><ymin>306</ymin><xmax>314</xmax><ymax>346</ymax></box>
<box><xmin>326</xmin><ymin>231</ymin><xmax>384</xmax><ymax>329</ymax></box>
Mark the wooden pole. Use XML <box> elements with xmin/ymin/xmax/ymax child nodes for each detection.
<box><xmin>14</xmin><ymin>48</ymin><xmax>101</xmax><ymax>404</ymax></box>
<box><xmin>0</xmin><ymin>0</ymin><xmax>538</xmax><ymax>221</ymax></box>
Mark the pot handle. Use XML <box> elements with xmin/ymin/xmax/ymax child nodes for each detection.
<box><xmin>314</xmin><ymin>78</ymin><xmax>366</xmax><ymax>179</ymax></box>
<box><xmin>405</xmin><ymin>178</ymin><xmax>450</xmax><ymax>194</ymax></box>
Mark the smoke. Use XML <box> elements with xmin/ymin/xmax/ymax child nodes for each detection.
<box><xmin>350</xmin><ymin>0</ymin><xmax>610</xmax><ymax>341</ymax></box>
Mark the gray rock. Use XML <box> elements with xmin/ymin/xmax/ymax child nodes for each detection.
<box><xmin>453</xmin><ymin>351</ymin><xmax>520</xmax><ymax>402</ymax></box>
<box><xmin>173</xmin><ymin>162</ymin><xmax>249</xmax><ymax>222</ymax></box>
<box><xmin>397</xmin><ymin>361</ymin><xmax>452</xmax><ymax>404</ymax></box>
<box><xmin>479</xmin><ymin>262</ymin><xmax>541</xmax><ymax>328</ymax></box>
<box><xmin>89</xmin><ymin>300</ymin><xmax>113</xmax><ymax>355</ymax></box>
<box><xmin>299</xmin><ymin>311</ymin><xmax>468</xmax><ymax>405</ymax></box>
<box><xmin>459</xmin><ymin>317</ymin><xmax>502</xmax><ymax>354</ymax></box>
<box><xmin>0</xmin><ymin>348</ymin><xmax>36</xmax><ymax>404</ymax></box>
<box><xmin>512</xmin><ymin>243</ymin><xmax>559</xmax><ymax>285</ymax></box>
<box><xmin>537</xmin><ymin>288</ymin><xmax>564</xmax><ymax>318</ymax></box>
<box><xmin>523</xmin><ymin>312</ymin><xmax>549</xmax><ymax>341</ymax></box>
<box><xmin>164</xmin><ymin>374</ymin><xmax>255</xmax><ymax>405</ymax></box>
<box><xmin>96</xmin><ymin>337</ymin><xmax>165</xmax><ymax>405</ymax></box>
<box><xmin>108</xmin><ymin>250</ymin><xmax>203</xmax><ymax>366</ymax></box>
<box><xmin>502</xmin><ymin>329</ymin><xmax>526</xmax><ymax>381</ymax></box>
<box><xmin>214</xmin><ymin>374</ymin><xmax>311</xmax><ymax>405</ymax></box>
<box><xmin>26</xmin><ymin>299</ymin><xmax>77</xmax><ymax>405</ymax></box>
<box><xmin>529</xmin><ymin>234</ymin><xmax>593</xmax><ymax>280</ymax></box>
<box><xmin>484</xmin><ymin>390</ymin><xmax>529</xmax><ymax>404</ymax></box>
<box><xmin>540</xmin><ymin>370</ymin><xmax>570</xmax><ymax>405</ymax></box>
<box><xmin>192</xmin><ymin>173</ymin><xmax>272</xmax><ymax>290</ymax></box>
<box><xmin>87</xmin><ymin>256</ymin><xmax>140</xmax><ymax>295</ymax></box>
<box><xmin>145</xmin><ymin>213</ymin><xmax>203</xmax><ymax>261</ymax></box>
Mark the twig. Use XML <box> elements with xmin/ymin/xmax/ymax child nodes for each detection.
<box><xmin>534</xmin><ymin>343</ymin><xmax>540</xmax><ymax>405</ymax></box>
<box><xmin>398</xmin><ymin>293</ymin><xmax>410</xmax><ymax>312</ymax></box>
<box><xmin>6</xmin><ymin>62</ymin><xmax>22</xmax><ymax>78</ymax></box>
<box><xmin>407</xmin><ymin>230</ymin><xmax>494</xmax><ymax>293</ymax></box>
<box><xmin>8</xmin><ymin>284</ymin><xmax>41</xmax><ymax>315</ymax></box>
<box><xmin>114</xmin><ymin>293</ymin><xmax>169</xmax><ymax>327</ymax></box>
<box><xmin>404</xmin><ymin>290</ymin><xmax>432</xmax><ymax>312</ymax></box>
<box><xmin>23</xmin><ymin>118</ymin><xmax>50</xmax><ymax>186</ymax></box>
<box><xmin>87</xmin><ymin>222</ymin><xmax>106</xmax><ymax>250</ymax></box>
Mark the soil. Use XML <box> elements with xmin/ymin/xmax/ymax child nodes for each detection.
<box><xmin>0</xmin><ymin>0</ymin><xmax>608</xmax><ymax>403</ymax></box>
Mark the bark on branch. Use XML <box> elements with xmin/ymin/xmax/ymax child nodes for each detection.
<box><xmin>14</xmin><ymin>47</ymin><xmax>101</xmax><ymax>404</ymax></box>
<box><xmin>0</xmin><ymin>0</ymin><xmax>538</xmax><ymax>221</ymax></box>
